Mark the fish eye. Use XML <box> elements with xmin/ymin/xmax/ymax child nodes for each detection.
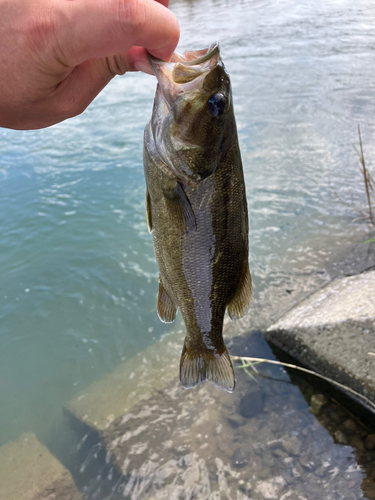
<box><xmin>208</xmin><ymin>93</ymin><xmax>226</xmax><ymax>117</ymax></box>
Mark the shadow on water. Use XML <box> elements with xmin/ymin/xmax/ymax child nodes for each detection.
<box><xmin>54</xmin><ymin>331</ymin><xmax>375</xmax><ymax>500</ymax></box>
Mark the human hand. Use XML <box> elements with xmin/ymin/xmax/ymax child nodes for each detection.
<box><xmin>0</xmin><ymin>0</ymin><xmax>179</xmax><ymax>130</ymax></box>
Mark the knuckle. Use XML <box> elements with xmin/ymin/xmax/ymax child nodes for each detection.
<box><xmin>117</xmin><ymin>0</ymin><xmax>147</xmax><ymax>37</ymax></box>
<box><xmin>105</xmin><ymin>55</ymin><xmax>128</xmax><ymax>76</ymax></box>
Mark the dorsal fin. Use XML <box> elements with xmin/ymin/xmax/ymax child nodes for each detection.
<box><xmin>227</xmin><ymin>262</ymin><xmax>252</xmax><ymax>320</ymax></box>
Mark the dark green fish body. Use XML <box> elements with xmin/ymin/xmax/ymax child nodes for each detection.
<box><xmin>144</xmin><ymin>44</ymin><xmax>251</xmax><ymax>392</ymax></box>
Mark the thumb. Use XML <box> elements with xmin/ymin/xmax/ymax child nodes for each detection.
<box><xmin>57</xmin><ymin>0</ymin><xmax>180</xmax><ymax>67</ymax></box>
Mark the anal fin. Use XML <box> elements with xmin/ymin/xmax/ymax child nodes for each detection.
<box><xmin>227</xmin><ymin>261</ymin><xmax>252</xmax><ymax>320</ymax></box>
<box><xmin>157</xmin><ymin>277</ymin><xmax>177</xmax><ymax>323</ymax></box>
<box><xmin>179</xmin><ymin>344</ymin><xmax>235</xmax><ymax>392</ymax></box>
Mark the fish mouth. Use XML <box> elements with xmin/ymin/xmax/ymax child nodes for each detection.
<box><xmin>149</xmin><ymin>42</ymin><xmax>219</xmax><ymax>69</ymax></box>
<box><xmin>148</xmin><ymin>43</ymin><xmax>221</xmax><ymax>109</ymax></box>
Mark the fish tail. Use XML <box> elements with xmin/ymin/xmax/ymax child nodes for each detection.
<box><xmin>179</xmin><ymin>342</ymin><xmax>235</xmax><ymax>392</ymax></box>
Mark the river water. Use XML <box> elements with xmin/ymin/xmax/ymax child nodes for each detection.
<box><xmin>1</xmin><ymin>0</ymin><xmax>375</xmax><ymax>497</ymax></box>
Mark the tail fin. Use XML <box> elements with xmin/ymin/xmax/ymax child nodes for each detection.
<box><xmin>179</xmin><ymin>344</ymin><xmax>235</xmax><ymax>392</ymax></box>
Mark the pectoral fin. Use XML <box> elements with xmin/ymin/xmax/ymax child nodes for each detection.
<box><xmin>146</xmin><ymin>189</ymin><xmax>152</xmax><ymax>233</ymax></box>
<box><xmin>227</xmin><ymin>262</ymin><xmax>252</xmax><ymax>320</ymax></box>
<box><xmin>157</xmin><ymin>277</ymin><xmax>177</xmax><ymax>323</ymax></box>
<box><xmin>163</xmin><ymin>181</ymin><xmax>196</xmax><ymax>233</ymax></box>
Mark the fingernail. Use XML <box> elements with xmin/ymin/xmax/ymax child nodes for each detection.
<box><xmin>134</xmin><ymin>60</ymin><xmax>154</xmax><ymax>76</ymax></box>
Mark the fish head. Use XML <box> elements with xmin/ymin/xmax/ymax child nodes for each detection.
<box><xmin>149</xmin><ymin>43</ymin><xmax>235</xmax><ymax>185</ymax></box>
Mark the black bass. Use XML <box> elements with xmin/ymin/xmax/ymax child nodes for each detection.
<box><xmin>143</xmin><ymin>43</ymin><xmax>251</xmax><ymax>392</ymax></box>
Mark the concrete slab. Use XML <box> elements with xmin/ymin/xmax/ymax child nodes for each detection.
<box><xmin>65</xmin><ymin>319</ymin><xmax>246</xmax><ymax>437</ymax></box>
<box><xmin>266</xmin><ymin>270</ymin><xmax>375</xmax><ymax>408</ymax></box>
<box><xmin>0</xmin><ymin>433</ymin><xmax>82</xmax><ymax>500</ymax></box>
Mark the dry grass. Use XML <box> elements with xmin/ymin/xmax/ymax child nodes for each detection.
<box><xmin>352</xmin><ymin>124</ymin><xmax>375</xmax><ymax>226</ymax></box>
<box><xmin>335</xmin><ymin>126</ymin><xmax>375</xmax><ymax>229</ymax></box>
<box><xmin>232</xmin><ymin>355</ymin><xmax>375</xmax><ymax>412</ymax></box>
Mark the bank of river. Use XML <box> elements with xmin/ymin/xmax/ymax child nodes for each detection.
<box><xmin>267</xmin><ymin>237</ymin><xmax>375</xmax><ymax>413</ymax></box>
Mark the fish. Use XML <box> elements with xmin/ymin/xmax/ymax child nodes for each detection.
<box><xmin>143</xmin><ymin>43</ymin><xmax>251</xmax><ymax>392</ymax></box>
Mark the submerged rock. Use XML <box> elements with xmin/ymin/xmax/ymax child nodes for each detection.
<box><xmin>232</xmin><ymin>447</ymin><xmax>251</xmax><ymax>468</ymax></box>
<box><xmin>365</xmin><ymin>434</ymin><xmax>375</xmax><ymax>451</ymax></box>
<box><xmin>333</xmin><ymin>429</ymin><xmax>348</xmax><ymax>445</ymax></box>
<box><xmin>282</xmin><ymin>436</ymin><xmax>302</xmax><ymax>456</ymax></box>
<box><xmin>238</xmin><ymin>389</ymin><xmax>265</xmax><ymax>419</ymax></box>
<box><xmin>342</xmin><ymin>419</ymin><xmax>358</xmax><ymax>435</ymax></box>
<box><xmin>309</xmin><ymin>394</ymin><xmax>328</xmax><ymax>415</ymax></box>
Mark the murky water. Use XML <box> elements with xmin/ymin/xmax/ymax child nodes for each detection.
<box><xmin>1</xmin><ymin>0</ymin><xmax>375</xmax><ymax>497</ymax></box>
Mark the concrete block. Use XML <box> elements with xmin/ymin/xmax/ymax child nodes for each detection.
<box><xmin>65</xmin><ymin>320</ymin><xmax>240</xmax><ymax>437</ymax></box>
<box><xmin>266</xmin><ymin>270</ymin><xmax>375</xmax><ymax>407</ymax></box>
<box><xmin>0</xmin><ymin>433</ymin><xmax>82</xmax><ymax>500</ymax></box>
<box><xmin>65</xmin><ymin>330</ymin><xmax>184</xmax><ymax>434</ymax></box>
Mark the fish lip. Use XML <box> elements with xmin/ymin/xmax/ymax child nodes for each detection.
<box><xmin>147</xmin><ymin>42</ymin><xmax>220</xmax><ymax>94</ymax></box>
<box><xmin>148</xmin><ymin>42</ymin><xmax>219</xmax><ymax>70</ymax></box>
<box><xmin>183</xmin><ymin>43</ymin><xmax>220</xmax><ymax>66</ymax></box>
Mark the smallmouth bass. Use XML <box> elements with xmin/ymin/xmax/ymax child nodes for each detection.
<box><xmin>143</xmin><ymin>43</ymin><xmax>251</xmax><ymax>392</ymax></box>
